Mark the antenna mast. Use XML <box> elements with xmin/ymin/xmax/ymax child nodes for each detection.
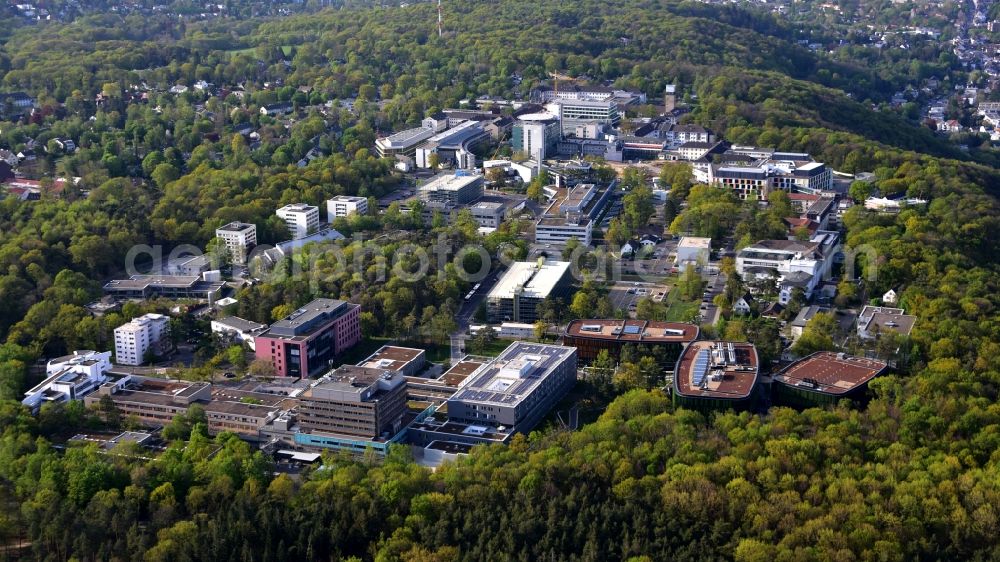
<box><xmin>437</xmin><ymin>0</ymin><xmax>443</xmax><ymax>37</ymax></box>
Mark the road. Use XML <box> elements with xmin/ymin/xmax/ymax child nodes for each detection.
<box><xmin>455</xmin><ymin>264</ymin><xmax>506</xmax><ymax>331</ymax></box>
<box><xmin>699</xmin><ymin>268</ymin><xmax>726</xmax><ymax>326</ymax></box>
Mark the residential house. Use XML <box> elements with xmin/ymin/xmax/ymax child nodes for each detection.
<box><xmin>733</xmin><ymin>294</ymin><xmax>756</xmax><ymax>315</ymax></box>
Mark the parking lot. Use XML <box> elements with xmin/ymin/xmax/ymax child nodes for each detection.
<box><xmin>609</xmin><ymin>281</ymin><xmax>669</xmax><ymax>314</ymax></box>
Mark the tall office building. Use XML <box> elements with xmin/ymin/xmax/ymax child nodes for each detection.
<box><xmin>549</xmin><ymin>94</ymin><xmax>619</xmax><ymax>136</ymax></box>
<box><xmin>486</xmin><ymin>260</ymin><xmax>572</xmax><ymax>323</ymax></box>
<box><xmin>276</xmin><ymin>203</ymin><xmax>320</xmax><ymax>239</ymax></box>
<box><xmin>326</xmin><ymin>196</ymin><xmax>368</xmax><ymax>221</ymax></box>
<box><xmin>215</xmin><ymin>222</ymin><xmax>257</xmax><ymax>264</ymax></box>
<box><xmin>254</xmin><ymin>299</ymin><xmax>361</xmax><ymax>377</ymax></box>
<box><xmin>298</xmin><ymin>365</ymin><xmax>408</xmax><ymax>439</ymax></box>
<box><xmin>114</xmin><ymin>314</ymin><xmax>170</xmax><ymax>366</ymax></box>
<box><xmin>511</xmin><ymin>113</ymin><xmax>561</xmax><ymax>162</ymax></box>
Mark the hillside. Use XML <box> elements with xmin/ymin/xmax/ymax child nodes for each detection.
<box><xmin>0</xmin><ymin>0</ymin><xmax>998</xmax><ymax>560</ymax></box>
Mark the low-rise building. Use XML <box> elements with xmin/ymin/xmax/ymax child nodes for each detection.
<box><xmin>357</xmin><ymin>346</ymin><xmax>427</xmax><ymax>378</ymax></box>
<box><xmin>261</xmin><ymin>102</ymin><xmax>293</xmax><ymax>116</ymax></box>
<box><xmin>535</xmin><ymin>182</ymin><xmax>613</xmax><ymax>247</ymax></box>
<box><xmin>114</xmin><ymin>313</ymin><xmax>170</xmax><ymax>366</ymax></box>
<box><xmin>211</xmin><ymin>316</ymin><xmax>268</xmax><ymax>351</ymax></box>
<box><xmin>675</xmin><ymin>237</ymin><xmax>711</xmax><ymax>266</ymax></box>
<box><xmin>857</xmin><ymin>306</ymin><xmax>916</xmax><ymax>340</ymax></box>
<box><xmin>736</xmin><ymin>235</ymin><xmax>840</xmax><ymax>300</ymax></box>
<box><xmin>375</xmin><ymin>126</ymin><xmax>436</xmax><ymax>159</ymax></box>
<box><xmin>165</xmin><ymin>255</ymin><xmax>212</xmax><ymax>276</ymax></box>
<box><xmin>773</xmin><ymin>352</ymin><xmax>888</xmax><ymax>407</ymax></box>
<box><xmin>562</xmin><ymin>319</ymin><xmax>698</xmax><ymax>365</ymax></box>
<box><xmin>203</xmin><ymin>400</ymin><xmax>281</xmax><ymax>440</ymax></box>
<box><xmin>103</xmin><ymin>275</ymin><xmax>225</xmax><ymax>301</ymax></box>
<box><xmin>22</xmin><ymin>350</ymin><xmax>113</xmax><ymax>412</ymax></box>
<box><xmin>85</xmin><ymin>377</ymin><xmax>212</xmax><ymax>427</ymax></box>
<box><xmin>673</xmin><ymin>340</ymin><xmax>760</xmax><ymax>411</ymax></box>
<box><xmin>419</xmin><ymin>172</ymin><xmax>484</xmax><ymax>205</ymax></box>
<box><xmin>468</xmin><ymin>200</ymin><xmax>507</xmax><ymax>229</ymax></box>
<box><xmin>864</xmin><ymin>197</ymin><xmax>928</xmax><ymax>214</ymax></box>
<box><xmin>497</xmin><ymin>322</ymin><xmax>537</xmax><ymax>340</ymax></box>
<box><xmin>487</xmin><ymin>260</ymin><xmax>573</xmax><ymax>323</ymax></box>
<box><xmin>789</xmin><ymin>305</ymin><xmax>830</xmax><ymax>340</ymax></box>
<box><xmin>414</xmin><ymin>120</ymin><xmax>489</xmax><ymax>170</ymax></box>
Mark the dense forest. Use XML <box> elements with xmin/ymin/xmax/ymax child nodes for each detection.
<box><xmin>0</xmin><ymin>0</ymin><xmax>999</xmax><ymax>559</ymax></box>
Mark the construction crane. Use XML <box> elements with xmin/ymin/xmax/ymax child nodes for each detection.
<box><xmin>548</xmin><ymin>71</ymin><xmax>578</xmax><ymax>97</ymax></box>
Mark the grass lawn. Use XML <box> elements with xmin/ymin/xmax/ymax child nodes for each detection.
<box><xmin>397</xmin><ymin>340</ymin><xmax>451</xmax><ymax>363</ymax></box>
<box><xmin>333</xmin><ymin>337</ymin><xmax>393</xmax><ymax>367</ymax></box>
<box><xmin>663</xmin><ymin>288</ymin><xmax>701</xmax><ymax>322</ymax></box>
<box><xmin>466</xmin><ymin>338</ymin><xmax>514</xmax><ymax>357</ymax></box>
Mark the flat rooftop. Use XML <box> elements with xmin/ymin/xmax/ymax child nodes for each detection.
<box><xmin>488</xmin><ymin>260</ymin><xmax>571</xmax><ymax>300</ymax></box>
<box><xmin>425</xmin><ymin>440</ymin><xmax>474</xmax><ymax>454</ymax></box>
<box><xmin>450</xmin><ymin>342</ymin><xmax>575</xmax><ymax>408</ymax></box>
<box><xmin>262</xmin><ymin>298</ymin><xmax>353</xmax><ymax>339</ymax></box>
<box><xmin>210</xmin><ymin>387</ymin><xmax>298</xmax><ymax>408</ymax></box>
<box><xmin>440</xmin><ymin>359</ymin><xmax>486</xmax><ymax>387</ymax></box>
<box><xmin>422</xmin><ymin>120</ymin><xmax>486</xmax><ymax>149</ymax></box>
<box><xmin>410</xmin><ymin>419</ymin><xmax>510</xmax><ymax>442</ymax></box>
<box><xmin>377</xmin><ymin>126</ymin><xmax>435</xmax><ymax>148</ymax></box>
<box><xmin>537</xmin><ymin>216</ymin><xmax>591</xmax><ymax>227</ymax></box>
<box><xmin>104</xmin><ymin>275</ymin><xmax>199</xmax><ymax>289</ymax></box>
<box><xmin>217</xmin><ymin>221</ymin><xmax>255</xmax><ymax>232</ymax></box>
<box><xmin>358</xmin><ymin>346</ymin><xmax>425</xmax><ymax>373</ymax></box>
<box><xmin>674</xmin><ymin>341</ymin><xmax>759</xmax><ymax>400</ymax></box>
<box><xmin>678</xmin><ymin>237</ymin><xmax>711</xmax><ymax>249</ymax></box>
<box><xmin>420</xmin><ymin>172</ymin><xmax>483</xmax><ymax>193</ymax></box>
<box><xmin>214</xmin><ymin>316</ymin><xmax>267</xmax><ymax>333</ymax></box>
<box><xmin>864</xmin><ymin>311</ymin><xmax>917</xmax><ymax>336</ymax></box>
<box><xmin>774</xmin><ymin>352</ymin><xmax>887</xmax><ymax>395</ymax></box>
<box><xmin>301</xmin><ymin>365</ymin><xmax>403</xmax><ymax>402</ymax></box>
<box><xmin>277</xmin><ymin>203</ymin><xmax>318</xmax><ymax>214</ymax></box>
<box><xmin>203</xmin><ymin>400</ymin><xmax>280</xmax><ymax>418</ymax></box>
<box><xmin>565</xmin><ymin>319</ymin><xmax>699</xmax><ymax>343</ymax></box>
<box><xmin>471</xmin><ymin>200</ymin><xmax>505</xmax><ymax>211</ymax></box>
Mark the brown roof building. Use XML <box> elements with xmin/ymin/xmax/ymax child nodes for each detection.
<box><xmin>673</xmin><ymin>341</ymin><xmax>759</xmax><ymax>410</ymax></box>
<box><xmin>563</xmin><ymin>319</ymin><xmax>698</xmax><ymax>365</ymax></box>
<box><xmin>773</xmin><ymin>352</ymin><xmax>888</xmax><ymax>407</ymax></box>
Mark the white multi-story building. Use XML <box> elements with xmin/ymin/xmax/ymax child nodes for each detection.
<box><xmin>375</xmin><ymin>126</ymin><xmax>436</xmax><ymax>159</ymax></box>
<box><xmin>535</xmin><ymin>216</ymin><xmax>593</xmax><ymax>246</ymax></box>
<box><xmin>675</xmin><ymin>237</ymin><xmax>711</xmax><ymax>266</ymax></box>
<box><xmin>736</xmin><ymin>234</ymin><xmax>840</xmax><ymax>300</ymax></box>
<box><xmin>326</xmin><ymin>196</ymin><xmax>368</xmax><ymax>221</ymax></box>
<box><xmin>21</xmin><ymin>350</ymin><xmax>113</xmax><ymax>412</ymax></box>
<box><xmin>548</xmin><ymin>95</ymin><xmax>620</xmax><ymax>136</ymax></box>
<box><xmin>276</xmin><ymin>203</ymin><xmax>320</xmax><ymax>239</ymax></box>
<box><xmin>211</xmin><ymin>316</ymin><xmax>268</xmax><ymax>351</ymax></box>
<box><xmin>512</xmin><ymin>113</ymin><xmax>561</xmax><ymax>162</ymax></box>
<box><xmin>215</xmin><ymin>222</ymin><xmax>257</xmax><ymax>265</ymax></box>
<box><xmin>114</xmin><ymin>314</ymin><xmax>170</xmax><ymax>366</ymax></box>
